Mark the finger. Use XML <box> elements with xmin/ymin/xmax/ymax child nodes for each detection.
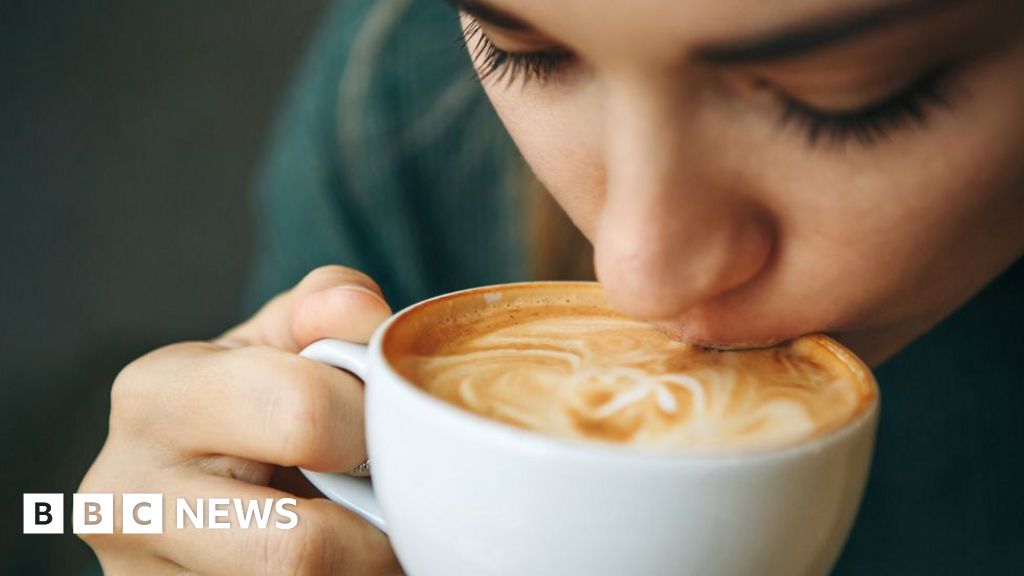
<box><xmin>92</xmin><ymin>553</ymin><xmax>184</xmax><ymax>576</ymax></box>
<box><xmin>290</xmin><ymin>281</ymin><xmax>392</xmax><ymax>350</ymax></box>
<box><xmin>117</xmin><ymin>342</ymin><xmax>368</xmax><ymax>472</ymax></box>
<box><xmin>218</xmin><ymin>265</ymin><xmax>392</xmax><ymax>352</ymax></box>
<box><xmin>153</xmin><ymin>473</ymin><xmax>401</xmax><ymax>576</ymax></box>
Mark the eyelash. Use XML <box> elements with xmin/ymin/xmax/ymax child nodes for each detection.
<box><xmin>777</xmin><ymin>66</ymin><xmax>954</xmax><ymax>146</ymax></box>
<box><xmin>462</xmin><ymin>17</ymin><xmax>955</xmax><ymax>147</ymax></box>
<box><xmin>462</xmin><ymin>20</ymin><xmax>572</xmax><ymax>84</ymax></box>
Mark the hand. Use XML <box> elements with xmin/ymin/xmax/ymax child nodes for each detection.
<box><xmin>77</xmin><ymin>265</ymin><xmax>403</xmax><ymax>575</ymax></box>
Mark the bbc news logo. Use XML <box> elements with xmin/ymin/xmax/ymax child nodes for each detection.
<box><xmin>23</xmin><ymin>494</ymin><xmax>298</xmax><ymax>534</ymax></box>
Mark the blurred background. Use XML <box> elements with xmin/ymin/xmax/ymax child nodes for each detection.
<box><xmin>1</xmin><ymin>1</ymin><xmax>329</xmax><ymax>573</ymax></box>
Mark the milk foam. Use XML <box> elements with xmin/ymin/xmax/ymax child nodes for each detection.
<box><xmin>392</xmin><ymin>296</ymin><xmax>873</xmax><ymax>451</ymax></box>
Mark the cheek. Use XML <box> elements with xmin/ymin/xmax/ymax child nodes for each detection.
<box><xmin>483</xmin><ymin>82</ymin><xmax>606</xmax><ymax>238</ymax></box>
<box><xmin>761</xmin><ymin>33</ymin><xmax>1024</xmax><ymax>330</ymax></box>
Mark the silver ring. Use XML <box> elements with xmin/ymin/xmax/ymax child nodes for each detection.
<box><xmin>349</xmin><ymin>459</ymin><xmax>371</xmax><ymax>476</ymax></box>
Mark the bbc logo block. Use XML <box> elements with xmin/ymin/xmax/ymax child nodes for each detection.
<box><xmin>24</xmin><ymin>494</ymin><xmax>64</xmax><ymax>534</ymax></box>
<box><xmin>122</xmin><ymin>493</ymin><xmax>163</xmax><ymax>534</ymax></box>
<box><xmin>24</xmin><ymin>493</ymin><xmax>298</xmax><ymax>534</ymax></box>
<box><xmin>73</xmin><ymin>493</ymin><xmax>114</xmax><ymax>534</ymax></box>
<box><xmin>24</xmin><ymin>493</ymin><xmax>162</xmax><ymax>535</ymax></box>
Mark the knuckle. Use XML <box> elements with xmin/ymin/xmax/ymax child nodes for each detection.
<box><xmin>75</xmin><ymin>462</ymin><xmax>121</xmax><ymax>551</ymax></box>
<box><xmin>229</xmin><ymin>343</ymin><xmax>280</xmax><ymax>365</ymax></box>
<box><xmin>267</xmin><ymin>505</ymin><xmax>333</xmax><ymax>575</ymax></box>
<box><xmin>108</xmin><ymin>342</ymin><xmax>205</xmax><ymax>428</ymax></box>
<box><xmin>270</xmin><ymin>360</ymin><xmax>333</xmax><ymax>466</ymax></box>
<box><xmin>76</xmin><ymin>460</ymin><xmax>104</xmax><ymax>495</ymax></box>
<box><xmin>109</xmin><ymin>350</ymin><xmax>159</xmax><ymax>424</ymax></box>
<box><xmin>110</xmin><ymin>351</ymin><xmax>145</xmax><ymax>397</ymax></box>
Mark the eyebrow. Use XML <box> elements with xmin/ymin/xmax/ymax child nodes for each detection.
<box><xmin>450</xmin><ymin>0</ymin><xmax>961</xmax><ymax>63</ymax></box>
<box><xmin>448</xmin><ymin>0</ymin><xmax>532</xmax><ymax>32</ymax></box>
<box><xmin>696</xmin><ymin>0</ymin><xmax>960</xmax><ymax>63</ymax></box>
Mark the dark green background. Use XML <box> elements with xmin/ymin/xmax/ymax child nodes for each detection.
<box><xmin>1</xmin><ymin>1</ymin><xmax>326</xmax><ymax>573</ymax></box>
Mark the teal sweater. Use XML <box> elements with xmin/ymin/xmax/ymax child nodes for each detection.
<box><xmin>247</xmin><ymin>1</ymin><xmax>1024</xmax><ymax>573</ymax></box>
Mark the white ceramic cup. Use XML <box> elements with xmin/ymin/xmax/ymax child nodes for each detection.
<box><xmin>298</xmin><ymin>282</ymin><xmax>879</xmax><ymax>576</ymax></box>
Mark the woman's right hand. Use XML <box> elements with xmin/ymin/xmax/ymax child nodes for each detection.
<box><xmin>77</xmin><ymin>265</ymin><xmax>404</xmax><ymax>575</ymax></box>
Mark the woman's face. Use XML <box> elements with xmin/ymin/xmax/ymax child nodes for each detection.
<box><xmin>456</xmin><ymin>0</ymin><xmax>1024</xmax><ymax>365</ymax></box>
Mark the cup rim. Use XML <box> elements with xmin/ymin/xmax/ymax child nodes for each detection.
<box><xmin>370</xmin><ymin>281</ymin><xmax>880</xmax><ymax>466</ymax></box>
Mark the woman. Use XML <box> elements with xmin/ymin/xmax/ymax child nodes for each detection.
<box><xmin>78</xmin><ymin>0</ymin><xmax>1023</xmax><ymax>573</ymax></box>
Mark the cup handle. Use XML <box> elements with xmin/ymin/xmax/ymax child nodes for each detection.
<box><xmin>297</xmin><ymin>338</ymin><xmax>386</xmax><ymax>532</ymax></box>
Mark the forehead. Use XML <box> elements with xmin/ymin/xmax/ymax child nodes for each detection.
<box><xmin>477</xmin><ymin>0</ymin><xmax>924</xmax><ymax>60</ymax></box>
<box><xmin>486</xmin><ymin>0</ymin><xmax>888</xmax><ymax>37</ymax></box>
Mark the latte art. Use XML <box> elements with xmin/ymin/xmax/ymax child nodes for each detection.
<box><xmin>388</xmin><ymin>285</ymin><xmax>874</xmax><ymax>451</ymax></box>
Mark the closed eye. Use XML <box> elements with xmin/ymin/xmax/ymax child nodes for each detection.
<box><xmin>461</xmin><ymin>18</ymin><xmax>575</xmax><ymax>84</ymax></box>
<box><xmin>774</xmin><ymin>65</ymin><xmax>955</xmax><ymax>146</ymax></box>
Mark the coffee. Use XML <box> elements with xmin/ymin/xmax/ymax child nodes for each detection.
<box><xmin>386</xmin><ymin>283</ymin><xmax>875</xmax><ymax>452</ymax></box>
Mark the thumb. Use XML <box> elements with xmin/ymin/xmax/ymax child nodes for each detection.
<box><xmin>217</xmin><ymin>265</ymin><xmax>392</xmax><ymax>351</ymax></box>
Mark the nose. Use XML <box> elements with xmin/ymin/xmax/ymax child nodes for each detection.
<box><xmin>594</xmin><ymin>77</ymin><xmax>774</xmax><ymax>320</ymax></box>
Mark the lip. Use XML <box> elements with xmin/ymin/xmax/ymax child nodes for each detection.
<box><xmin>652</xmin><ymin>321</ymin><xmax>788</xmax><ymax>350</ymax></box>
<box><xmin>651</xmin><ymin>315</ymin><xmax>795</xmax><ymax>351</ymax></box>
